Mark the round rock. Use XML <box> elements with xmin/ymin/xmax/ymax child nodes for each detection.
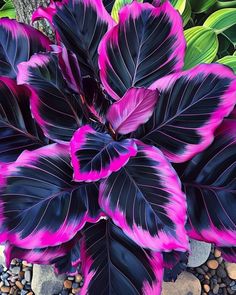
<box><xmin>161</xmin><ymin>272</ymin><xmax>201</xmax><ymax>295</ymax></box>
<box><xmin>188</xmin><ymin>240</ymin><xmax>211</xmax><ymax>268</ymax></box>
<box><xmin>225</xmin><ymin>263</ymin><xmax>236</xmax><ymax>280</ymax></box>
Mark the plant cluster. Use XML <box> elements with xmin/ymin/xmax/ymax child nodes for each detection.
<box><xmin>0</xmin><ymin>0</ymin><xmax>236</xmax><ymax>294</ymax></box>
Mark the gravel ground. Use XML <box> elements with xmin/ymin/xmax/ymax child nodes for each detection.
<box><xmin>0</xmin><ymin>246</ymin><xmax>235</xmax><ymax>295</ymax></box>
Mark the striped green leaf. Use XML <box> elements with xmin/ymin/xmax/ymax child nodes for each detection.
<box><xmin>217</xmin><ymin>55</ymin><xmax>236</xmax><ymax>73</ymax></box>
<box><xmin>182</xmin><ymin>0</ymin><xmax>191</xmax><ymax>26</ymax></box>
<box><xmin>170</xmin><ymin>0</ymin><xmax>187</xmax><ymax>13</ymax></box>
<box><xmin>204</xmin><ymin>8</ymin><xmax>236</xmax><ymax>34</ymax></box>
<box><xmin>190</xmin><ymin>0</ymin><xmax>216</xmax><ymax>13</ymax></box>
<box><xmin>0</xmin><ymin>0</ymin><xmax>15</xmax><ymax>18</ymax></box>
<box><xmin>111</xmin><ymin>0</ymin><xmax>143</xmax><ymax>22</ymax></box>
<box><xmin>184</xmin><ymin>26</ymin><xmax>218</xmax><ymax>69</ymax></box>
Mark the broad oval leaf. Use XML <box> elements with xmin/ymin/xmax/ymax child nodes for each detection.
<box><xmin>0</xmin><ymin>0</ymin><xmax>16</xmax><ymax>18</ymax></box>
<box><xmin>181</xmin><ymin>120</ymin><xmax>236</xmax><ymax>247</ymax></box>
<box><xmin>189</xmin><ymin>0</ymin><xmax>216</xmax><ymax>13</ymax></box>
<box><xmin>4</xmin><ymin>233</ymin><xmax>81</xmax><ymax>275</ymax></box>
<box><xmin>111</xmin><ymin>0</ymin><xmax>143</xmax><ymax>22</ymax></box>
<box><xmin>0</xmin><ymin>77</ymin><xmax>45</xmax><ymax>163</ymax></box>
<box><xmin>170</xmin><ymin>0</ymin><xmax>187</xmax><ymax>14</ymax></box>
<box><xmin>99</xmin><ymin>141</ymin><xmax>188</xmax><ymax>252</ymax></box>
<box><xmin>217</xmin><ymin>55</ymin><xmax>236</xmax><ymax>73</ymax></box>
<box><xmin>0</xmin><ymin>144</ymin><xmax>102</xmax><ymax>248</ymax></box>
<box><xmin>34</xmin><ymin>0</ymin><xmax>115</xmax><ymax>77</ymax></box>
<box><xmin>17</xmin><ymin>52</ymin><xmax>87</xmax><ymax>143</ymax></box>
<box><xmin>0</xmin><ymin>18</ymin><xmax>51</xmax><ymax>79</ymax></box>
<box><xmin>217</xmin><ymin>247</ymin><xmax>236</xmax><ymax>263</ymax></box>
<box><xmin>99</xmin><ymin>1</ymin><xmax>186</xmax><ymax>100</ymax></box>
<box><xmin>134</xmin><ymin>64</ymin><xmax>236</xmax><ymax>163</ymax></box>
<box><xmin>184</xmin><ymin>26</ymin><xmax>218</xmax><ymax>69</ymax></box>
<box><xmin>204</xmin><ymin>8</ymin><xmax>236</xmax><ymax>34</ymax></box>
<box><xmin>80</xmin><ymin>220</ymin><xmax>164</xmax><ymax>295</ymax></box>
<box><xmin>107</xmin><ymin>88</ymin><xmax>158</xmax><ymax>134</ymax></box>
<box><xmin>70</xmin><ymin>125</ymin><xmax>137</xmax><ymax>182</ymax></box>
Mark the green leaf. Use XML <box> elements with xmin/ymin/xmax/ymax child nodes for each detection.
<box><xmin>223</xmin><ymin>24</ymin><xmax>236</xmax><ymax>45</ymax></box>
<box><xmin>111</xmin><ymin>0</ymin><xmax>143</xmax><ymax>22</ymax></box>
<box><xmin>182</xmin><ymin>0</ymin><xmax>191</xmax><ymax>26</ymax></box>
<box><xmin>189</xmin><ymin>0</ymin><xmax>217</xmax><ymax>13</ymax></box>
<box><xmin>217</xmin><ymin>55</ymin><xmax>236</xmax><ymax>73</ymax></box>
<box><xmin>170</xmin><ymin>0</ymin><xmax>187</xmax><ymax>14</ymax></box>
<box><xmin>204</xmin><ymin>8</ymin><xmax>236</xmax><ymax>34</ymax></box>
<box><xmin>0</xmin><ymin>0</ymin><xmax>15</xmax><ymax>19</ymax></box>
<box><xmin>184</xmin><ymin>26</ymin><xmax>219</xmax><ymax>69</ymax></box>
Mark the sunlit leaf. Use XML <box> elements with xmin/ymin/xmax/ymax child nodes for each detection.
<box><xmin>217</xmin><ymin>55</ymin><xmax>236</xmax><ymax>73</ymax></box>
<box><xmin>111</xmin><ymin>0</ymin><xmax>143</xmax><ymax>22</ymax></box>
<box><xmin>0</xmin><ymin>0</ymin><xmax>15</xmax><ymax>19</ymax></box>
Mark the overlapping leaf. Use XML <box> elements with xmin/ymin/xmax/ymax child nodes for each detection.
<box><xmin>0</xmin><ymin>18</ymin><xmax>50</xmax><ymax>79</ymax></box>
<box><xmin>80</xmin><ymin>220</ymin><xmax>164</xmax><ymax>295</ymax></box>
<box><xmin>0</xmin><ymin>144</ymin><xmax>102</xmax><ymax>248</ymax></box>
<box><xmin>70</xmin><ymin>125</ymin><xmax>137</xmax><ymax>182</ymax></box>
<box><xmin>99</xmin><ymin>141</ymin><xmax>188</xmax><ymax>251</ymax></box>
<box><xmin>133</xmin><ymin>64</ymin><xmax>236</xmax><ymax>163</ymax></box>
<box><xmin>17</xmin><ymin>52</ymin><xmax>87</xmax><ymax>143</ymax></box>
<box><xmin>180</xmin><ymin>120</ymin><xmax>236</xmax><ymax>246</ymax></box>
<box><xmin>99</xmin><ymin>1</ymin><xmax>186</xmax><ymax>100</ymax></box>
<box><xmin>217</xmin><ymin>247</ymin><xmax>236</xmax><ymax>263</ymax></box>
<box><xmin>0</xmin><ymin>77</ymin><xmax>44</xmax><ymax>163</ymax></box>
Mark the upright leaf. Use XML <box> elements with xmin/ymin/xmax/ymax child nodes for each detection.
<box><xmin>0</xmin><ymin>18</ymin><xmax>50</xmax><ymax>79</ymax></box>
<box><xmin>99</xmin><ymin>1</ymin><xmax>186</xmax><ymax>100</ymax></box>
<box><xmin>107</xmin><ymin>88</ymin><xmax>158</xmax><ymax>134</ymax></box>
<box><xmin>0</xmin><ymin>144</ymin><xmax>102</xmax><ymax>248</ymax></box>
<box><xmin>80</xmin><ymin>220</ymin><xmax>164</xmax><ymax>295</ymax></box>
<box><xmin>100</xmin><ymin>141</ymin><xmax>188</xmax><ymax>252</ymax></box>
<box><xmin>133</xmin><ymin>64</ymin><xmax>236</xmax><ymax>163</ymax></box>
<box><xmin>0</xmin><ymin>77</ymin><xmax>44</xmax><ymax>163</ymax></box>
<box><xmin>170</xmin><ymin>0</ymin><xmax>186</xmax><ymax>14</ymax></box>
<box><xmin>17</xmin><ymin>53</ymin><xmax>87</xmax><ymax>143</ymax></box>
<box><xmin>111</xmin><ymin>0</ymin><xmax>143</xmax><ymax>22</ymax></box>
<box><xmin>184</xmin><ymin>26</ymin><xmax>218</xmax><ymax>69</ymax></box>
<box><xmin>181</xmin><ymin>120</ymin><xmax>236</xmax><ymax>246</ymax></box>
<box><xmin>70</xmin><ymin>125</ymin><xmax>137</xmax><ymax>182</ymax></box>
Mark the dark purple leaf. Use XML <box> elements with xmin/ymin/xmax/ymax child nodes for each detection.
<box><xmin>180</xmin><ymin>119</ymin><xmax>236</xmax><ymax>246</ymax></box>
<box><xmin>0</xmin><ymin>18</ymin><xmax>51</xmax><ymax>79</ymax></box>
<box><xmin>0</xmin><ymin>77</ymin><xmax>45</xmax><ymax>163</ymax></box>
<box><xmin>34</xmin><ymin>0</ymin><xmax>115</xmax><ymax>77</ymax></box>
<box><xmin>107</xmin><ymin>88</ymin><xmax>158</xmax><ymax>134</ymax></box>
<box><xmin>17</xmin><ymin>52</ymin><xmax>88</xmax><ymax>143</ymax></box>
<box><xmin>4</xmin><ymin>233</ymin><xmax>81</xmax><ymax>275</ymax></box>
<box><xmin>80</xmin><ymin>220</ymin><xmax>163</xmax><ymax>295</ymax></box>
<box><xmin>103</xmin><ymin>0</ymin><xmax>114</xmax><ymax>13</ymax></box>
<box><xmin>99</xmin><ymin>140</ymin><xmax>188</xmax><ymax>252</ymax></box>
<box><xmin>70</xmin><ymin>125</ymin><xmax>137</xmax><ymax>182</ymax></box>
<box><xmin>98</xmin><ymin>1</ymin><xmax>185</xmax><ymax>100</ymax></box>
<box><xmin>217</xmin><ymin>247</ymin><xmax>236</xmax><ymax>263</ymax></box>
<box><xmin>0</xmin><ymin>144</ymin><xmax>102</xmax><ymax>248</ymax></box>
<box><xmin>133</xmin><ymin>64</ymin><xmax>236</xmax><ymax>163</ymax></box>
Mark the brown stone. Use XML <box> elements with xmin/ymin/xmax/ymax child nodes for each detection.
<box><xmin>203</xmin><ymin>284</ymin><xmax>210</xmax><ymax>293</ymax></box>
<box><xmin>15</xmin><ymin>281</ymin><xmax>24</xmax><ymax>290</ymax></box>
<box><xmin>75</xmin><ymin>274</ymin><xmax>83</xmax><ymax>283</ymax></box>
<box><xmin>27</xmin><ymin>292</ymin><xmax>34</xmax><ymax>295</ymax></box>
<box><xmin>64</xmin><ymin>279</ymin><xmax>73</xmax><ymax>289</ymax></box>
<box><xmin>207</xmin><ymin>259</ymin><xmax>219</xmax><ymax>270</ymax></box>
<box><xmin>225</xmin><ymin>262</ymin><xmax>236</xmax><ymax>280</ymax></box>
<box><xmin>214</xmin><ymin>249</ymin><xmax>221</xmax><ymax>258</ymax></box>
<box><xmin>1</xmin><ymin>286</ymin><xmax>11</xmax><ymax>292</ymax></box>
<box><xmin>72</xmin><ymin>288</ymin><xmax>81</xmax><ymax>294</ymax></box>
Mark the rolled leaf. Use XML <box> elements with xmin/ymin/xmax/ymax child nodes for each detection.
<box><xmin>134</xmin><ymin>64</ymin><xmax>236</xmax><ymax>163</ymax></box>
<box><xmin>99</xmin><ymin>1</ymin><xmax>186</xmax><ymax>100</ymax></box>
<box><xmin>107</xmin><ymin>88</ymin><xmax>159</xmax><ymax>134</ymax></box>
<box><xmin>70</xmin><ymin>125</ymin><xmax>137</xmax><ymax>182</ymax></box>
<box><xmin>80</xmin><ymin>220</ymin><xmax>164</xmax><ymax>295</ymax></box>
<box><xmin>181</xmin><ymin>120</ymin><xmax>236</xmax><ymax>246</ymax></box>
<box><xmin>0</xmin><ymin>77</ymin><xmax>44</xmax><ymax>163</ymax></box>
<box><xmin>0</xmin><ymin>144</ymin><xmax>102</xmax><ymax>248</ymax></box>
<box><xmin>217</xmin><ymin>55</ymin><xmax>236</xmax><ymax>73</ymax></box>
<box><xmin>184</xmin><ymin>26</ymin><xmax>218</xmax><ymax>69</ymax></box>
<box><xmin>34</xmin><ymin>0</ymin><xmax>115</xmax><ymax>77</ymax></box>
<box><xmin>4</xmin><ymin>233</ymin><xmax>81</xmax><ymax>274</ymax></box>
<box><xmin>17</xmin><ymin>52</ymin><xmax>87</xmax><ymax>143</ymax></box>
<box><xmin>99</xmin><ymin>141</ymin><xmax>188</xmax><ymax>252</ymax></box>
<box><xmin>204</xmin><ymin>8</ymin><xmax>236</xmax><ymax>34</ymax></box>
<box><xmin>0</xmin><ymin>18</ymin><xmax>50</xmax><ymax>79</ymax></box>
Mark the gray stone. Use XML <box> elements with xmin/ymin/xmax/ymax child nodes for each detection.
<box><xmin>187</xmin><ymin>239</ymin><xmax>211</xmax><ymax>267</ymax></box>
<box><xmin>161</xmin><ymin>272</ymin><xmax>201</xmax><ymax>295</ymax></box>
<box><xmin>24</xmin><ymin>270</ymin><xmax>31</xmax><ymax>282</ymax></box>
<box><xmin>0</xmin><ymin>245</ymin><xmax>6</xmax><ymax>267</ymax></box>
<box><xmin>31</xmin><ymin>264</ymin><xmax>66</xmax><ymax>295</ymax></box>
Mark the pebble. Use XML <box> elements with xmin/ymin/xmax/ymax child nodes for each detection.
<box><xmin>216</xmin><ymin>266</ymin><xmax>227</xmax><ymax>278</ymax></box>
<box><xmin>225</xmin><ymin>263</ymin><xmax>236</xmax><ymax>280</ymax></box>
<box><xmin>212</xmin><ymin>284</ymin><xmax>219</xmax><ymax>294</ymax></box>
<box><xmin>1</xmin><ymin>286</ymin><xmax>10</xmax><ymax>292</ymax></box>
<box><xmin>203</xmin><ymin>284</ymin><xmax>210</xmax><ymax>292</ymax></box>
<box><xmin>207</xmin><ymin>260</ymin><xmax>219</xmax><ymax>270</ymax></box>
<box><xmin>24</xmin><ymin>270</ymin><xmax>31</xmax><ymax>282</ymax></box>
<box><xmin>16</xmin><ymin>280</ymin><xmax>24</xmax><ymax>290</ymax></box>
<box><xmin>64</xmin><ymin>279</ymin><xmax>73</xmax><ymax>289</ymax></box>
<box><xmin>75</xmin><ymin>274</ymin><xmax>83</xmax><ymax>283</ymax></box>
<box><xmin>188</xmin><ymin>240</ymin><xmax>211</xmax><ymax>268</ymax></box>
<box><xmin>214</xmin><ymin>249</ymin><xmax>221</xmax><ymax>258</ymax></box>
